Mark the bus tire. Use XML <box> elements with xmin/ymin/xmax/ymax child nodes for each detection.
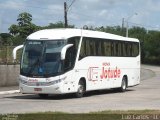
<box><xmin>38</xmin><ymin>94</ymin><xmax>48</xmax><ymax>98</ymax></box>
<box><xmin>75</xmin><ymin>80</ymin><xmax>85</xmax><ymax>98</ymax></box>
<box><xmin>119</xmin><ymin>77</ymin><xmax>127</xmax><ymax>92</ymax></box>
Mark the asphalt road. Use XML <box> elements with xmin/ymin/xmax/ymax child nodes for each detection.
<box><xmin>0</xmin><ymin>65</ymin><xmax>160</xmax><ymax>114</ymax></box>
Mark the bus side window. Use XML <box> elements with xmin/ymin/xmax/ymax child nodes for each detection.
<box><xmin>113</xmin><ymin>41</ymin><xmax>119</xmax><ymax>56</ymax></box>
<box><xmin>103</xmin><ymin>40</ymin><xmax>112</xmax><ymax>56</ymax></box>
<box><xmin>89</xmin><ymin>38</ymin><xmax>96</xmax><ymax>56</ymax></box>
<box><xmin>85</xmin><ymin>38</ymin><xmax>91</xmax><ymax>56</ymax></box>
<box><xmin>123</xmin><ymin>42</ymin><xmax>127</xmax><ymax>57</ymax></box>
<box><xmin>132</xmin><ymin>42</ymin><xmax>139</xmax><ymax>56</ymax></box>
<box><xmin>118</xmin><ymin>42</ymin><xmax>122</xmax><ymax>56</ymax></box>
<box><xmin>126</xmin><ymin>42</ymin><xmax>132</xmax><ymax>57</ymax></box>
<box><xmin>96</xmin><ymin>39</ymin><xmax>102</xmax><ymax>56</ymax></box>
<box><xmin>79</xmin><ymin>38</ymin><xmax>86</xmax><ymax>60</ymax></box>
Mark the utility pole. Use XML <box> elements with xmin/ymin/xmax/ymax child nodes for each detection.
<box><xmin>122</xmin><ymin>18</ymin><xmax>125</xmax><ymax>36</ymax></box>
<box><xmin>64</xmin><ymin>0</ymin><xmax>76</xmax><ymax>28</ymax></box>
<box><xmin>126</xmin><ymin>13</ymin><xmax>138</xmax><ymax>37</ymax></box>
<box><xmin>64</xmin><ymin>2</ymin><xmax>68</xmax><ymax>28</ymax></box>
<box><xmin>126</xmin><ymin>21</ymin><xmax>129</xmax><ymax>37</ymax></box>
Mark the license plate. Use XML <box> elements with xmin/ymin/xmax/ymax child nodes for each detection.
<box><xmin>34</xmin><ymin>88</ymin><xmax>42</xmax><ymax>91</ymax></box>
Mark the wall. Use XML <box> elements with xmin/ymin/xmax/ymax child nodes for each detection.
<box><xmin>0</xmin><ymin>65</ymin><xmax>19</xmax><ymax>87</ymax></box>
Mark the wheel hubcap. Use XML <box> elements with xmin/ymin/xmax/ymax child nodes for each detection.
<box><xmin>78</xmin><ymin>85</ymin><xmax>83</xmax><ymax>94</ymax></box>
<box><xmin>122</xmin><ymin>80</ymin><xmax>126</xmax><ymax>90</ymax></box>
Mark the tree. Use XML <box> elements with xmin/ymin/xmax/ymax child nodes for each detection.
<box><xmin>43</xmin><ymin>21</ymin><xmax>74</xmax><ymax>29</ymax></box>
<box><xmin>0</xmin><ymin>33</ymin><xmax>13</xmax><ymax>45</ymax></box>
<box><xmin>96</xmin><ymin>26</ymin><xmax>123</xmax><ymax>36</ymax></box>
<box><xmin>12</xmin><ymin>35</ymin><xmax>25</xmax><ymax>46</ymax></box>
<box><xmin>9</xmin><ymin>12</ymin><xmax>39</xmax><ymax>44</ymax></box>
<box><xmin>8</xmin><ymin>24</ymin><xmax>19</xmax><ymax>36</ymax></box>
<box><xmin>17</xmin><ymin>12</ymin><xmax>32</xmax><ymax>26</ymax></box>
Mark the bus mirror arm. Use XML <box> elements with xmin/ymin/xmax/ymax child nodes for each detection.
<box><xmin>61</xmin><ymin>44</ymin><xmax>73</xmax><ymax>60</ymax></box>
<box><xmin>13</xmin><ymin>45</ymin><xmax>24</xmax><ymax>63</ymax></box>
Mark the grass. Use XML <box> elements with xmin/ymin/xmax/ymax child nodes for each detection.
<box><xmin>0</xmin><ymin>110</ymin><xmax>160</xmax><ymax>120</ymax></box>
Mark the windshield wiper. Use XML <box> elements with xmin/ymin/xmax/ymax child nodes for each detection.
<box><xmin>27</xmin><ymin>58</ymin><xmax>41</xmax><ymax>76</ymax></box>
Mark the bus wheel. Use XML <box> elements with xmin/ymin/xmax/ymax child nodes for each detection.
<box><xmin>119</xmin><ymin>77</ymin><xmax>127</xmax><ymax>92</ymax></box>
<box><xmin>75</xmin><ymin>80</ymin><xmax>85</xmax><ymax>98</ymax></box>
<box><xmin>38</xmin><ymin>94</ymin><xmax>48</xmax><ymax>98</ymax></box>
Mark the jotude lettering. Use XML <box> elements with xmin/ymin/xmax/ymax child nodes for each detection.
<box><xmin>88</xmin><ymin>62</ymin><xmax>121</xmax><ymax>81</ymax></box>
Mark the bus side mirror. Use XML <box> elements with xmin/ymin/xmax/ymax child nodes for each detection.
<box><xmin>61</xmin><ymin>44</ymin><xmax>73</xmax><ymax>60</ymax></box>
<box><xmin>13</xmin><ymin>45</ymin><xmax>24</xmax><ymax>62</ymax></box>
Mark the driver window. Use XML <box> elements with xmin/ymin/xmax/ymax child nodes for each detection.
<box><xmin>64</xmin><ymin>37</ymin><xmax>80</xmax><ymax>71</ymax></box>
<box><xmin>64</xmin><ymin>47</ymin><xmax>74</xmax><ymax>70</ymax></box>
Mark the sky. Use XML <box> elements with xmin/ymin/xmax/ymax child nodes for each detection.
<box><xmin>0</xmin><ymin>0</ymin><xmax>160</xmax><ymax>33</ymax></box>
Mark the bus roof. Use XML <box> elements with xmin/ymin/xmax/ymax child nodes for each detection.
<box><xmin>27</xmin><ymin>28</ymin><xmax>139</xmax><ymax>42</ymax></box>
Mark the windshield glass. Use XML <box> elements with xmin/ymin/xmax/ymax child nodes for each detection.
<box><xmin>21</xmin><ymin>40</ymin><xmax>66</xmax><ymax>77</ymax></box>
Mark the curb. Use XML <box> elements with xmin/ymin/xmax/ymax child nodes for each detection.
<box><xmin>0</xmin><ymin>90</ymin><xmax>20</xmax><ymax>95</ymax></box>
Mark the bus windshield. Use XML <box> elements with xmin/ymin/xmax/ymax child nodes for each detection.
<box><xmin>21</xmin><ymin>40</ymin><xmax>66</xmax><ymax>77</ymax></box>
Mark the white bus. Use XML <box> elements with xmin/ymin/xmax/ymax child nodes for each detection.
<box><xmin>13</xmin><ymin>28</ymin><xmax>140</xmax><ymax>98</ymax></box>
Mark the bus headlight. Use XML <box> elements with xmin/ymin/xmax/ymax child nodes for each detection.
<box><xmin>49</xmin><ymin>76</ymin><xmax>67</xmax><ymax>85</ymax></box>
<box><xmin>19</xmin><ymin>76</ymin><xmax>67</xmax><ymax>86</ymax></box>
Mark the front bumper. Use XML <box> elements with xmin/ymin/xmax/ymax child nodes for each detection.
<box><xmin>20</xmin><ymin>83</ymin><xmax>63</xmax><ymax>94</ymax></box>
